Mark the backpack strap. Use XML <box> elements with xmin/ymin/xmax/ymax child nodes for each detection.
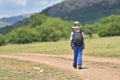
<box><xmin>73</xmin><ymin>30</ymin><xmax>82</xmax><ymax>34</ymax></box>
<box><xmin>79</xmin><ymin>30</ymin><xmax>83</xmax><ymax>34</ymax></box>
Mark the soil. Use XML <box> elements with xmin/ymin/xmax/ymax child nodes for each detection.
<box><xmin>0</xmin><ymin>53</ymin><xmax>120</xmax><ymax>80</ymax></box>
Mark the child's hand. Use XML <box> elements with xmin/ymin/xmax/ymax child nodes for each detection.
<box><xmin>82</xmin><ymin>45</ymin><xmax>85</xmax><ymax>49</ymax></box>
<box><xmin>71</xmin><ymin>47</ymin><xmax>74</xmax><ymax>49</ymax></box>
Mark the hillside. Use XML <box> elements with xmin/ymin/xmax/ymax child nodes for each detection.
<box><xmin>0</xmin><ymin>14</ymin><xmax>72</xmax><ymax>44</ymax></box>
<box><xmin>0</xmin><ymin>16</ymin><xmax>25</xmax><ymax>25</ymax></box>
<box><xmin>0</xmin><ymin>14</ymin><xmax>46</xmax><ymax>34</ymax></box>
<box><xmin>0</xmin><ymin>21</ymin><xmax>9</xmax><ymax>28</ymax></box>
<box><xmin>0</xmin><ymin>0</ymin><xmax>120</xmax><ymax>35</ymax></box>
<box><xmin>0</xmin><ymin>14</ymin><xmax>32</xmax><ymax>28</ymax></box>
<box><xmin>0</xmin><ymin>14</ymin><xmax>119</xmax><ymax>45</ymax></box>
<box><xmin>41</xmin><ymin>0</ymin><xmax>120</xmax><ymax>24</ymax></box>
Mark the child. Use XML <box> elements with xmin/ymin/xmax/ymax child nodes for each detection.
<box><xmin>70</xmin><ymin>21</ymin><xmax>85</xmax><ymax>69</ymax></box>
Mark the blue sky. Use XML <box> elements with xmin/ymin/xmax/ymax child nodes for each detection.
<box><xmin>0</xmin><ymin>0</ymin><xmax>63</xmax><ymax>18</ymax></box>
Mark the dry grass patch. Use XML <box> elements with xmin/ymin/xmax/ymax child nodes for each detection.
<box><xmin>0</xmin><ymin>57</ymin><xmax>79</xmax><ymax>80</ymax></box>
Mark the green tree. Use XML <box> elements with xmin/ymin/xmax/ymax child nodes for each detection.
<box><xmin>98</xmin><ymin>15</ymin><xmax>120</xmax><ymax>37</ymax></box>
<box><xmin>7</xmin><ymin>27</ymin><xmax>33</xmax><ymax>44</ymax></box>
<box><xmin>5</xmin><ymin>14</ymin><xmax>73</xmax><ymax>44</ymax></box>
<box><xmin>0</xmin><ymin>34</ymin><xmax>5</xmax><ymax>46</ymax></box>
<box><xmin>26</xmin><ymin>14</ymin><xmax>47</xmax><ymax>28</ymax></box>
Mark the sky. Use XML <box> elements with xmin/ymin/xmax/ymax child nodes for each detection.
<box><xmin>0</xmin><ymin>0</ymin><xmax>63</xmax><ymax>18</ymax></box>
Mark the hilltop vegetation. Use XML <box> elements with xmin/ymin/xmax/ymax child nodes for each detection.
<box><xmin>1</xmin><ymin>14</ymin><xmax>72</xmax><ymax>44</ymax></box>
<box><xmin>0</xmin><ymin>14</ymin><xmax>120</xmax><ymax>45</ymax></box>
<box><xmin>83</xmin><ymin>15</ymin><xmax>120</xmax><ymax>37</ymax></box>
<box><xmin>41</xmin><ymin>0</ymin><xmax>120</xmax><ymax>24</ymax></box>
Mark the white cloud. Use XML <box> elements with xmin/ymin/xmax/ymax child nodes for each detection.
<box><xmin>35</xmin><ymin>0</ymin><xmax>48</xmax><ymax>6</ymax></box>
<box><xmin>13</xmin><ymin>0</ymin><xmax>27</xmax><ymax>6</ymax></box>
<box><xmin>0</xmin><ymin>14</ymin><xmax>11</xmax><ymax>18</ymax></box>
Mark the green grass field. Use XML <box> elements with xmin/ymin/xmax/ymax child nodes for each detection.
<box><xmin>0</xmin><ymin>36</ymin><xmax>119</xmax><ymax>80</ymax></box>
<box><xmin>0</xmin><ymin>36</ymin><xmax>120</xmax><ymax>57</ymax></box>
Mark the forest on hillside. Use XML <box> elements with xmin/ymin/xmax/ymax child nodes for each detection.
<box><xmin>0</xmin><ymin>14</ymin><xmax>120</xmax><ymax>45</ymax></box>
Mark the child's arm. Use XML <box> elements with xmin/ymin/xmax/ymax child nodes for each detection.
<box><xmin>82</xmin><ymin>32</ymin><xmax>85</xmax><ymax>49</ymax></box>
<box><xmin>70</xmin><ymin>32</ymin><xmax>74</xmax><ymax>49</ymax></box>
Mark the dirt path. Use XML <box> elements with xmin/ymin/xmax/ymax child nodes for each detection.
<box><xmin>0</xmin><ymin>53</ymin><xmax>120</xmax><ymax>80</ymax></box>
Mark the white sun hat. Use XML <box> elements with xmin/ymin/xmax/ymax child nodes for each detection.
<box><xmin>74</xmin><ymin>21</ymin><xmax>79</xmax><ymax>24</ymax></box>
<box><xmin>72</xmin><ymin>21</ymin><xmax>81</xmax><ymax>28</ymax></box>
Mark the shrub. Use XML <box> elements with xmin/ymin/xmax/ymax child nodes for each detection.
<box><xmin>0</xmin><ymin>34</ymin><xmax>5</xmax><ymax>46</ymax></box>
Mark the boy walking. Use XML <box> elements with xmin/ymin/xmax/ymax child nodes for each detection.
<box><xmin>70</xmin><ymin>21</ymin><xmax>85</xmax><ymax>69</ymax></box>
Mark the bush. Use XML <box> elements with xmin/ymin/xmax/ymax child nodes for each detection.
<box><xmin>6</xmin><ymin>17</ymin><xmax>73</xmax><ymax>44</ymax></box>
<box><xmin>0</xmin><ymin>34</ymin><xmax>5</xmax><ymax>46</ymax></box>
<box><xmin>98</xmin><ymin>15</ymin><xmax>120</xmax><ymax>37</ymax></box>
<box><xmin>83</xmin><ymin>15</ymin><xmax>120</xmax><ymax>37</ymax></box>
<box><xmin>7</xmin><ymin>27</ymin><xmax>33</xmax><ymax>44</ymax></box>
<box><xmin>35</xmin><ymin>18</ymin><xmax>72</xmax><ymax>42</ymax></box>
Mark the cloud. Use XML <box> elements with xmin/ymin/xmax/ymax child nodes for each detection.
<box><xmin>35</xmin><ymin>0</ymin><xmax>48</xmax><ymax>6</ymax></box>
<box><xmin>13</xmin><ymin>0</ymin><xmax>27</xmax><ymax>6</ymax></box>
<box><xmin>0</xmin><ymin>14</ymin><xmax>11</xmax><ymax>18</ymax></box>
<box><xmin>0</xmin><ymin>0</ymin><xmax>64</xmax><ymax>18</ymax></box>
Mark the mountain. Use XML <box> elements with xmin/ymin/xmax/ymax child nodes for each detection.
<box><xmin>0</xmin><ymin>21</ymin><xmax>10</xmax><ymax>28</ymax></box>
<box><xmin>0</xmin><ymin>14</ymin><xmax>46</xmax><ymax>34</ymax></box>
<box><xmin>0</xmin><ymin>14</ymin><xmax>32</xmax><ymax>28</ymax></box>
<box><xmin>41</xmin><ymin>0</ymin><xmax>120</xmax><ymax>24</ymax></box>
<box><xmin>1</xmin><ymin>0</ymin><xmax>120</xmax><ymax>34</ymax></box>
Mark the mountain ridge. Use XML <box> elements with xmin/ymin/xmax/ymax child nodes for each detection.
<box><xmin>41</xmin><ymin>0</ymin><xmax>120</xmax><ymax>24</ymax></box>
<box><xmin>0</xmin><ymin>0</ymin><xmax>120</xmax><ymax>34</ymax></box>
<box><xmin>0</xmin><ymin>14</ymin><xmax>32</xmax><ymax>28</ymax></box>
<box><xmin>0</xmin><ymin>21</ymin><xmax>10</xmax><ymax>28</ymax></box>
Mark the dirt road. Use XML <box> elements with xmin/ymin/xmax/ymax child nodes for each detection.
<box><xmin>0</xmin><ymin>53</ymin><xmax>120</xmax><ymax>80</ymax></box>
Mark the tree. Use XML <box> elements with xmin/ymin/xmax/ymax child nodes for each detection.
<box><xmin>28</xmin><ymin>14</ymin><xmax>47</xmax><ymax>27</ymax></box>
<box><xmin>98</xmin><ymin>15</ymin><xmax>120</xmax><ymax>37</ymax></box>
<box><xmin>5</xmin><ymin>14</ymin><xmax>73</xmax><ymax>44</ymax></box>
<box><xmin>7</xmin><ymin>27</ymin><xmax>33</xmax><ymax>44</ymax></box>
<box><xmin>0</xmin><ymin>34</ymin><xmax>5</xmax><ymax>46</ymax></box>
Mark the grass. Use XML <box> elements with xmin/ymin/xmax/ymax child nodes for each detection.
<box><xmin>0</xmin><ymin>57</ymin><xmax>79</xmax><ymax>80</ymax></box>
<box><xmin>0</xmin><ymin>36</ymin><xmax>120</xmax><ymax>57</ymax></box>
<box><xmin>0</xmin><ymin>40</ymin><xmax>71</xmax><ymax>54</ymax></box>
<box><xmin>84</xmin><ymin>36</ymin><xmax>120</xmax><ymax>57</ymax></box>
<box><xmin>0</xmin><ymin>36</ymin><xmax>119</xmax><ymax>80</ymax></box>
